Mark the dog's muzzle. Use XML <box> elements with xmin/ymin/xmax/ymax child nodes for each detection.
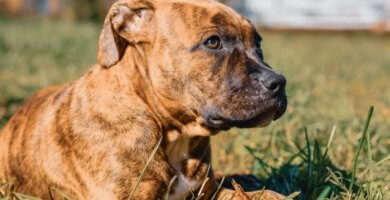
<box><xmin>203</xmin><ymin>69</ymin><xmax>287</xmax><ymax>131</ymax></box>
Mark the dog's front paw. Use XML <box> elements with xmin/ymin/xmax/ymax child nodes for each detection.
<box><xmin>245</xmin><ymin>190</ymin><xmax>285</xmax><ymax>200</ymax></box>
<box><xmin>231</xmin><ymin>180</ymin><xmax>285</xmax><ymax>200</ymax></box>
<box><xmin>215</xmin><ymin>186</ymin><xmax>285</xmax><ymax>200</ymax></box>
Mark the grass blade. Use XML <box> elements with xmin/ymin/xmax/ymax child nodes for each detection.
<box><xmin>327</xmin><ymin>125</ymin><xmax>336</xmax><ymax>150</ymax></box>
<box><xmin>49</xmin><ymin>187</ymin><xmax>71</xmax><ymax>200</ymax></box>
<box><xmin>196</xmin><ymin>165</ymin><xmax>212</xmax><ymax>199</ymax></box>
<box><xmin>283</xmin><ymin>191</ymin><xmax>300</xmax><ymax>200</ymax></box>
<box><xmin>304</xmin><ymin>128</ymin><xmax>312</xmax><ymax>179</ymax></box>
<box><xmin>366</xmin><ymin>121</ymin><xmax>373</xmax><ymax>200</ymax></box>
<box><xmin>6</xmin><ymin>184</ymin><xmax>13</xmax><ymax>200</ymax></box>
<box><xmin>316</xmin><ymin>186</ymin><xmax>331</xmax><ymax>200</ymax></box>
<box><xmin>128</xmin><ymin>137</ymin><xmax>163</xmax><ymax>200</ymax></box>
<box><xmin>349</xmin><ymin>106</ymin><xmax>374</xmax><ymax>191</ymax></box>
<box><xmin>255</xmin><ymin>187</ymin><xmax>266</xmax><ymax>200</ymax></box>
<box><xmin>210</xmin><ymin>176</ymin><xmax>225</xmax><ymax>200</ymax></box>
<box><xmin>13</xmin><ymin>192</ymin><xmax>42</xmax><ymax>200</ymax></box>
<box><xmin>323</xmin><ymin>125</ymin><xmax>336</xmax><ymax>158</ymax></box>
<box><xmin>360</xmin><ymin>155</ymin><xmax>390</xmax><ymax>178</ymax></box>
<box><xmin>164</xmin><ymin>175</ymin><xmax>177</xmax><ymax>200</ymax></box>
<box><xmin>0</xmin><ymin>183</ymin><xmax>9</xmax><ymax>197</ymax></box>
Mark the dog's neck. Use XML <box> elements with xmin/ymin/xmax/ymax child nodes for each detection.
<box><xmin>88</xmin><ymin>46</ymin><xmax>214</xmax><ymax>141</ymax></box>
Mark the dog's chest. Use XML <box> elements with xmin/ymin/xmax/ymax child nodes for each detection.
<box><xmin>166</xmin><ymin>137</ymin><xmax>202</xmax><ymax>199</ymax></box>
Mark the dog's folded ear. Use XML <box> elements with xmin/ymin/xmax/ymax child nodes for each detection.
<box><xmin>98</xmin><ymin>0</ymin><xmax>155</xmax><ymax>68</ymax></box>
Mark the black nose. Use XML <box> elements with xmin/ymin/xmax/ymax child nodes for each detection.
<box><xmin>261</xmin><ymin>72</ymin><xmax>286</xmax><ymax>95</ymax></box>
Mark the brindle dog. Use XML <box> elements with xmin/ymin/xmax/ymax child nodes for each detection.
<box><xmin>0</xmin><ymin>0</ymin><xmax>287</xmax><ymax>199</ymax></box>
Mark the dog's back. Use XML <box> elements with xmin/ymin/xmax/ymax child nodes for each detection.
<box><xmin>0</xmin><ymin>85</ymin><xmax>68</xmax><ymax>197</ymax></box>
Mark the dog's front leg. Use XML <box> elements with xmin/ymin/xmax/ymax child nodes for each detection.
<box><xmin>114</xmin><ymin>136</ymin><xmax>177</xmax><ymax>200</ymax></box>
<box><xmin>176</xmin><ymin>136</ymin><xmax>285</xmax><ymax>200</ymax></box>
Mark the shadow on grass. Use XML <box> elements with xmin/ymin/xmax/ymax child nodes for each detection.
<box><xmin>218</xmin><ymin>108</ymin><xmax>377</xmax><ymax>200</ymax></box>
<box><xmin>218</xmin><ymin>158</ymin><xmax>355</xmax><ymax>200</ymax></box>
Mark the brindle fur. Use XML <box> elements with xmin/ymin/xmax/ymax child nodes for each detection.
<box><xmin>0</xmin><ymin>0</ymin><xmax>286</xmax><ymax>199</ymax></box>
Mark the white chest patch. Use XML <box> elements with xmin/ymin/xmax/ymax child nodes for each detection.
<box><xmin>168</xmin><ymin>173</ymin><xmax>202</xmax><ymax>200</ymax></box>
<box><xmin>166</xmin><ymin>137</ymin><xmax>202</xmax><ymax>199</ymax></box>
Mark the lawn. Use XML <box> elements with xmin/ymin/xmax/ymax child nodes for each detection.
<box><xmin>0</xmin><ymin>18</ymin><xmax>389</xmax><ymax>199</ymax></box>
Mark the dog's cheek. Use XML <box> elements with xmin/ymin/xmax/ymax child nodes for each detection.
<box><xmin>148</xmin><ymin>52</ymin><xmax>188</xmax><ymax>100</ymax></box>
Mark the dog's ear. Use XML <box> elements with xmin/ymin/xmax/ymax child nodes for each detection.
<box><xmin>98</xmin><ymin>0</ymin><xmax>155</xmax><ymax>68</ymax></box>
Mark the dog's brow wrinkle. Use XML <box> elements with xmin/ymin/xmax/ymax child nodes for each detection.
<box><xmin>200</xmin><ymin>7</ymin><xmax>208</xmax><ymax>17</ymax></box>
<box><xmin>189</xmin><ymin>43</ymin><xmax>201</xmax><ymax>52</ymax></box>
<box><xmin>192</xmin><ymin>6</ymin><xmax>200</xmax><ymax>21</ymax></box>
<box><xmin>171</xmin><ymin>3</ymin><xmax>188</xmax><ymax>27</ymax></box>
<box><xmin>211</xmin><ymin>13</ymin><xmax>226</xmax><ymax>26</ymax></box>
<box><xmin>225</xmin><ymin>34</ymin><xmax>237</xmax><ymax>42</ymax></box>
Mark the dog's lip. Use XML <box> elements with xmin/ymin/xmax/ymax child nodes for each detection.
<box><xmin>206</xmin><ymin>117</ymin><xmax>232</xmax><ymax>131</ymax></box>
<box><xmin>232</xmin><ymin>110</ymin><xmax>276</xmax><ymax>128</ymax></box>
<box><xmin>273</xmin><ymin>94</ymin><xmax>288</xmax><ymax>121</ymax></box>
<box><xmin>204</xmin><ymin>96</ymin><xmax>287</xmax><ymax>130</ymax></box>
<box><xmin>205</xmin><ymin>109</ymin><xmax>276</xmax><ymax>130</ymax></box>
<box><xmin>209</xmin><ymin>118</ymin><xmax>225</xmax><ymax>126</ymax></box>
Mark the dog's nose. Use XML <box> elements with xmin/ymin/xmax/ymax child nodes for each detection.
<box><xmin>261</xmin><ymin>72</ymin><xmax>286</xmax><ymax>95</ymax></box>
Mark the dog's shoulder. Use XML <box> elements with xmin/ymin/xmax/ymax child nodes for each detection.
<box><xmin>19</xmin><ymin>85</ymin><xmax>66</xmax><ymax>114</ymax></box>
<box><xmin>0</xmin><ymin>84</ymin><xmax>68</xmax><ymax>135</ymax></box>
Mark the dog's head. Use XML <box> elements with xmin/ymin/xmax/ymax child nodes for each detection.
<box><xmin>98</xmin><ymin>0</ymin><xmax>287</xmax><ymax>131</ymax></box>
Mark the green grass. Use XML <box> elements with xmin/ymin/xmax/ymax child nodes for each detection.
<box><xmin>0</xmin><ymin>18</ymin><xmax>389</xmax><ymax>199</ymax></box>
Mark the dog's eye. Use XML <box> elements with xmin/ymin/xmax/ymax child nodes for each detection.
<box><xmin>204</xmin><ymin>35</ymin><xmax>222</xmax><ymax>50</ymax></box>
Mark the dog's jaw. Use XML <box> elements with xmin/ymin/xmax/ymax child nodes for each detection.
<box><xmin>165</xmin><ymin>120</ymin><xmax>214</xmax><ymax>142</ymax></box>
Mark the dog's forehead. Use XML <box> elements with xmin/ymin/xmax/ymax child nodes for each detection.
<box><xmin>168</xmin><ymin>0</ymin><xmax>246</xmax><ymax>25</ymax></box>
<box><xmin>155</xmin><ymin>0</ymin><xmax>253</xmax><ymax>44</ymax></box>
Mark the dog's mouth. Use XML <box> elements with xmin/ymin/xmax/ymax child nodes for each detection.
<box><xmin>203</xmin><ymin>96</ymin><xmax>287</xmax><ymax>131</ymax></box>
<box><xmin>207</xmin><ymin>110</ymin><xmax>275</xmax><ymax>131</ymax></box>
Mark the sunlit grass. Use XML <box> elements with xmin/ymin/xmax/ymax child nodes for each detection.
<box><xmin>0</xmin><ymin>18</ymin><xmax>389</xmax><ymax>199</ymax></box>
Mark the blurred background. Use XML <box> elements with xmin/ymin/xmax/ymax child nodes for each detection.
<box><xmin>1</xmin><ymin>0</ymin><xmax>389</xmax><ymax>31</ymax></box>
<box><xmin>0</xmin><ymin>0</ymin><xmax>389</xmax><ymax>199</ymax></box>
